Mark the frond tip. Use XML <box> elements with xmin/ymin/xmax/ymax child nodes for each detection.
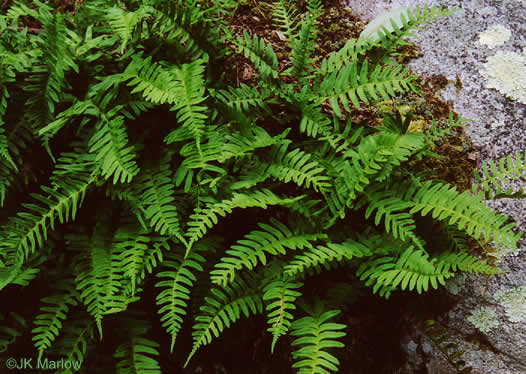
<box><xmin>290</xmin><ymin>307</ymin><xmax>347</xmax><ymax>374</ymax></box>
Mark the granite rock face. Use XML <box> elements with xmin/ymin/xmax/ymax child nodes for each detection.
<box><xmin>345</xmin><ymin>0</ymin><xmax>526</xmax><ymax>372</ymax></box>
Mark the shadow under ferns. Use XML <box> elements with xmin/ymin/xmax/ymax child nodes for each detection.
<box><xmin>0</xmin><ymin>0</ymin><xmax>525</xmax><ymax>373</ymax></box>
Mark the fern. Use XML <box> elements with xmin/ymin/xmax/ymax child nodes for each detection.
<box><xmin>357</xmin><ymin>246</ymin><xmax>454</xmax><ymax>298</ymax></box>
<box><xmin>52</xmin><ymin>315</ymin><xmax>94</xmax><ymax>374</ymax></box>
<box><xmin>263</xmin><ymin>276</ymin><xmax>303</xmax><ymax>353</ymax></box>
<box><xmin>165</xmin><ymin>59</ymin><xmax>208</xmax><ymax>143</ymax></box>
<box><xmin>32</xmin><ymin>280</ymin><xmax>79</xmax><ymax>359</ymax></box>
<box><xmin>405</xmin><ymin>180</ymin><xmax>521</xmax><ymax>248</ymax></box>
<box><xmin>114</xmin><ymin>318</ymin><xmax>161</xmax><ymax>374</ymax></box>
<box><xmin>284</xmin><ymin>239</ymin><xmax>372</xmax><ymax>278</ymax></box>
<box><xmin>73</xmin><ymin>215</ymin><xmax>135</xmax><ymax>338</ymax></box>
<box><xmin>155</xmin><ymin>246</ymin><xmax>206</xmax><ymax>352</ymax></box>
<box><xmin>472</xmin><ymin>151</ymin><xmax>526</xmax><ymax>200</ymax></box>
<box><xmin>0</xmin><ymin>0</ymin><xmax>521</xmax><ymax>372</ymax></box>
<box><xmin>185</xmin><ymin>274</ymin><xmax>264</xmax><ymax>367</ymax></box>
<box><xmin>89</xmin><ymin>107</ymin><xmax>139</xmax><ymax>184</ymax></box>
<box><xmin>290</xmin><ymin>306</ymin><xmax>347</xmax><ymax>374</ymax></box>
<box><xmin>185</xmin><ymin>189</ymin><xmax>304</xmax><ymax>253</ymax></box>
<box><xmin>134</xmin><ymin>155</ymin><xmax>184</xmax><ymax>242</ymax></box>
<box><xmin>272</xmin><ymin>0</ymin><xmax>300</xmax><ymax>48</ymax></box>
<box><xmin>211</xmin><ymin>219</ymin><xmax>325</xmax><ymax>286</ymax></box>
<box><xmin>316</xmin><ymin>60</ymin><xmax>418</xmax><ymax>115</ymax></box>
<box><xmin>267</xmin><ymin>144</ymin><xmax>331</xmax><ymax>193</ymax></box>
<box><xmin>0</xmin><ymin>171</ymin><xmax>94</xmax><ymax>264</ymax></box>
<box><xmin>106</xmin><ymin>6</ymin><xmax>152</xmax><ymax>53</ymax></box>
<box><xmin>230</xmin><ymin>30</ymin><xmax>279</xmax><ymax>80</ymax></box>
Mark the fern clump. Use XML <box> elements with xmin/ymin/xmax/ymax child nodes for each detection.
<box><xmin>0</xmin><ymin>0</ymin><xmax>523</xmax><ymax>372</ymax></box>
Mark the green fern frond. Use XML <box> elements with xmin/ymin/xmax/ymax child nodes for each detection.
<box><xmin>436</xmin><ymin>252</ymin><xmax>502</xmax><ymax>275</ymax></box>
<box><xmin>32</xmin><ymin>280</ymin><xmax>79</xmax><ymax>360</ymax></box>
<box><xmin>185</xmin><ymin>189</ymin><xmax>304</xmax><ymax>254</ymax></box>
<box><xmin>164</xmin><ymin>59</ymin><xmax>208</xmax><ymax>143</ymax></box>
<box><xmin>121</xmin><ymin>53</ymin><xmax>180</xmax><ymax>105</ymax></box>
<box><xmin>210</xmin><ymin>219</ymin><xmax>325</xmax><ymax>286</ymax></box>
<box><xmin>106</xmin><ymin>6</ymin><xmax>151</xmax><ymax>53</ymax></box>
<box><xmin>0</xmin><ymin>172</ymin><xmax>94</xmax><ymax>263</ymax></box>
<box><xmin>73</xmin><ymin>216</ymin><xmax>135</xmax><ymax>338</ymax></box>
<box><xmin>316</xmin><ymin>60</ymin><xmax>418</xmax><ymax>115</ymax></box>
<box><xmin>284</xmin><ymin>239</ymin><xmax>371</xmax><ymax>278</ymax></box>
<box><xmin>23</xmin><ymin>6</ymin><xmax>78</xmax><ymax>125</ymax></box>
<box><xmin>472</xmin><ymin>151</ymin><xmax>526</xmax><ymax>200</ymax></box>
<box><xmin>263</xmin><ymin>276</ymin><xmax>303</xmax><ymax>353</ymax></box>
<box><xmin>113</xmin><ymin>223</ymin><xmax>169</xmax><ymax>298</ymax></box>
<box><xmin>268</xmin><ymin>144</ymin><xmax>331</xmax><ymax>193</ymax></box>
<box><xmin>212</xmin><ymin>84</ymin><xmax>271</xmax><ymax>115</ymax></box>
<box><xmin>155</xmin><ymin>247</ymin><xmax>206</xmax><ymax>352</ymax></box>
<box><xmin>147</xmin><ymin>4</ymin><xmax>216</xmax><ymax>59</ymax></box>
<box><xmin>284</xmin><ymin>13</ymin><xmax>318</xmax><ymax>79</ymax></box>
<box><xmin>290</xmin><ymin>306</ymin><xmax>347</xmax><ymax>374</ymax></box>
<box><xmin>88</xmin><ymin>108</ymin><xmax>139</xmax><ymax>184</ymax></box>
<box><xmin>134</xmin><ymin>155</ymin><xmax>184</xmax><ymax>242</ymax></box>
<box><xmin>51</xmin><ymin>314</ymin><xmax>94</xmax><ymax>374</ymax></box>
<box><xmin>357</xmin><ymin>246</ymin><xmax>453</xmax><ymax>298</ymax></box>
<box><xmin>185</xmin><ymin>275</ymin><xmax>263</xmax><ymax>367</ymax></box>
<box><xmin>320</xmin><ymin>38</ymin><xmax>372</xmax><ymax>75</ymax></box>
<box><xmin>357</xmin><ymin>186</ymin><xmax>423</xmax><ymax>247</ymax></box>
<box><xmin>114</xmin><ymin>319</ymin><xmax>161</xmax><ymax>374</ymax></box>
<box><xmin>360</xmin><ymin>6</ymin><xmax>458</xmax><ymax>62</ymax></box>
<box><xmin>406</xmin><ymin>180</ymin><xmax>521</xmax><ymax>248</ymax></box>
<box><xmin>271</xmin><ymin>0</ymin><xmax>300</xmax><ymax>48</ymax></box>
<box><xmin>230</xmin><ymin>30</ymin><xmax>279</xmax><ymax>80</ymax></box>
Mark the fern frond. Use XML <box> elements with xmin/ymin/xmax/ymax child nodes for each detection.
<box><xmin>32</xmin><ymin>280</ymin><xmax>79</xmax><ymax>359</ymax></box>
<box><xmin>271</xmin><ymin>0</ymin><xmax>300</xmax><ymax>48</ymax></box>
<box><xmin>267</xmin><ymin>144</ymin><xmax>331</xmax><ymax>193</ymax></box>
<box><xmin>185</xmin><ymin>275</ymin><xmax>263</xmax><ymax>367</ymax></box>
<box><xmin>114</xmin><ymin>319</ymin><xmax>161</xmax><ymax>374</ymax></box>
<box><xmin>155</xmin><ymin>247</ymin><xmax>206</xmax><ymax>352</ymax></box>
<box><xmin>210</xmin><ymin>219</ymin><xmax>325</xmax><ymax>286</ymax></box>
<box><xmin>230</xmin><ymin>30</ymin><xmax>279</xmax><ymax>80</ymax></box>
<box><xmin>357</xmin><ymin>186</ymin><xmax>422</xmax><ymax>247</ymax></box>
<box><xmin>472</xmin><ymin>151</ymin><xmax>526</xmax><ymax>200</ymax></box>
<box><xmin>263</xmin><ymin>276</ymin><xmax>303</xmax><ymax>353</ymax></box>
<box><xmin>0</xmin><ymin>172</ymin><xmax>94</xmax><ymax>263</ymax></box>
<box><xmin>134</xmin><ymin>155</ymin><xmax>184</xmax><ymax>242</ymax></box>
<box><xmin>212</xmin><ymin>84</ymin><xmax>271</xmax><ymax>115</ymax></box>
<box><xmin>185</xmin><ymin>189</ymin><xmax>304</xmax><ymax>254</ymax></box>
<box><xmin>284</xmin><ymin>14</ymin><xmax>318</xmax><ymax>79</ymax></box>
<box><xmin>317</xmin><ymin>60</ymin><xmax>418</xmax><ymax>115</ymax></box>
<box><xmin>121</xmin><ymin>53</ymin><xmax>185</xmax><ymax>106</ymax></box>
<box><xmin>113</xmin><ymin>224</ymin><xmax>169</xmax><ymax>298</ymax></box>
<box><xmin>23</xmin><ymin>6</ymin><xmax>78</xmax><ymax>125</ymax></box>
<box><xmin>357</xmin><ymin>246</ymin><xmax>453</xmax><ymax>298</ymax></box>
<box><xmin>290</xmin><ymin>307</ymin><xmax>347</xmax><ymax>374</ymax></box>
<box><xmin>320</xmin><ymin>38</ymin><xmax>372</xmax><ymax>75</ymax></box>
<box><xmin>106</xmin><ymin>5</ymin><xmax>151</xmax><ymax>53</ymax></box>
<box><xmin>51</xmin><ymin>314</ymin><xmax>94</xmax><ymax>374</ymax></box>
<box><xmin>284</xmin><ymin>239</ymin><xmax>371</xmax><ymax>277</ymax></box>
<box><xmin>73</xmin><ymin>216</ymin><xmax>135</xmax><ymax>338</ymax></box>
<box><xmin>164</xmin><ymin>59</ymin><xmax>208</xmax><ymax>143</ymax></box>
<box><xmin>88</xmin><ymin>108</ymin><xmax>139</xmax><ymax>184</ymax></box>
<box><xmin>360</xmin><ymin>5</ymin><xmax>458</xmax><ymax>62</ymax></box>
<box><xmin>436</xmin><ymin>252</ymin><xmax>502</xmax><ymax>275</ymax></box>
<box><xmin>406</xmin><ymin>180</ymin><xmax>521</xmax><ymax>248</ymax></box>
